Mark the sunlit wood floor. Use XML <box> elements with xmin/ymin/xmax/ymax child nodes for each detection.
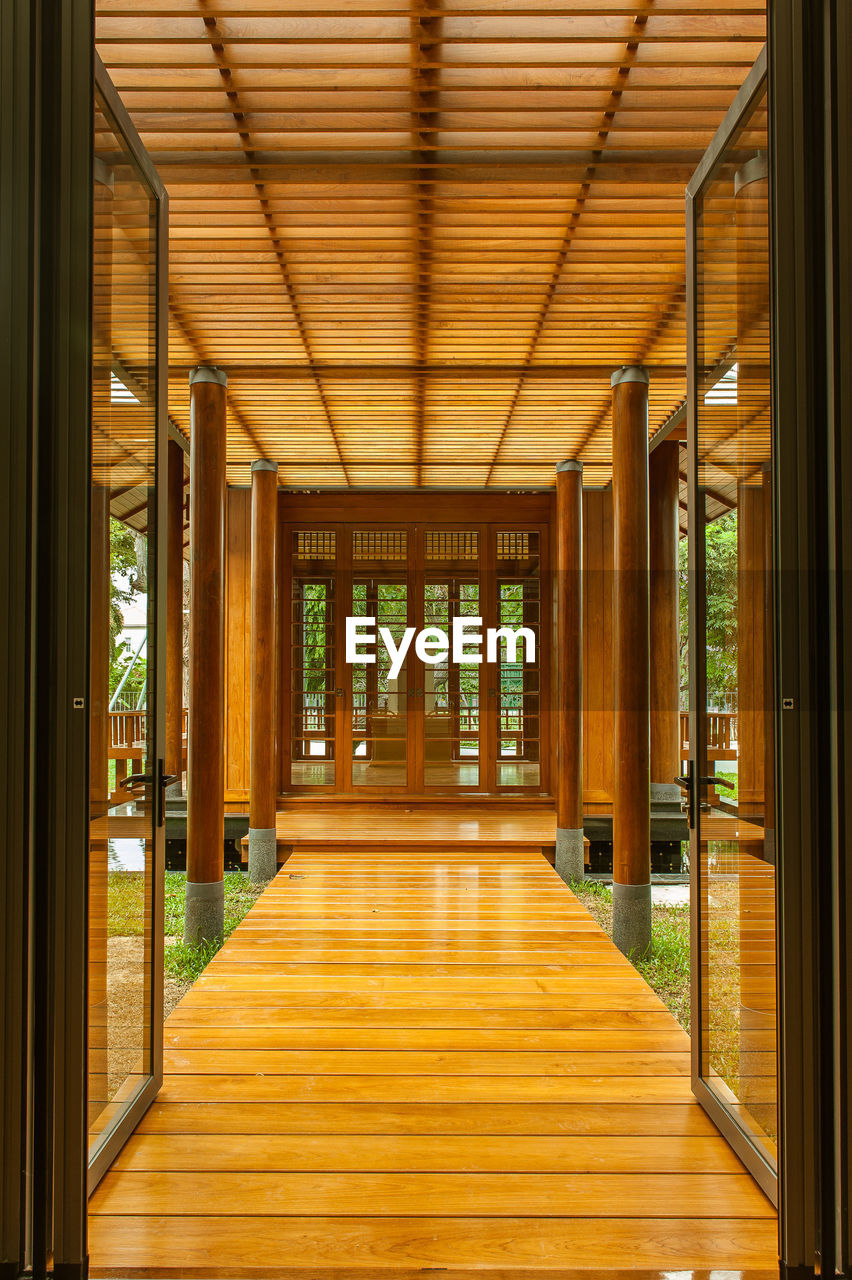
<box><xmin>89</xmin><ymin>848</ymin><xmax>778</xmax><ymax>1279</ymax></box>
<box><xmin>273</xmin><ymin>803</ymin><xmax>557</xmax><ymax>853</ymax></box>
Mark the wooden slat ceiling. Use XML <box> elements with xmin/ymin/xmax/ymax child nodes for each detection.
<box><xmin>96</xmin><ymin>0</ymin><xmax>766</xmax><ymax>489</ymax></box>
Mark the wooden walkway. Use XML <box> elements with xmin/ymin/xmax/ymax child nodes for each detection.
<box><xmin>270</xmin><ymin>803</ymin><xmax>558</xmax><ymax>856</ymax></box>
<box><xmin>89</xmin><ymin>849</ymin><xmax>778</xmax><ymax>1279</ymax></box>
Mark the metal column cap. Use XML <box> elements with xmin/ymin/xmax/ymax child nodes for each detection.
<box><xmin>251</xmin><ymin>459</ymin><xmax>278</xmax><ymax>473</ymax></box>
<box><xmin>189</xmin><ymin>365</ymin><xmax>228</xmax><ymax>387</ymax></box>
<box><xmin>611</xmin><ymin>366</ymin><xmax>650</xmax><ymax>388</ymax></box>
<box><xmin>556</xmin><ymin>459</ymin><xmax>583</xmax><ymax>473</ymax></box>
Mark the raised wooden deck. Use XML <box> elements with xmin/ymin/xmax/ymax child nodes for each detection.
<box><xmin>89</xmin><ymin>848</ymin><xmax>777</xmax><ymax>1279</ymax></box>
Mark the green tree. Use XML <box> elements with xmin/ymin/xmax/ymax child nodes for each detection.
<box><xmin>109</xmin><ymin>518</ymin><xmax>148</xmax><ymax>698</ymax></box>
<box><xmin>679</xmin><ymin>510</ymin><xmax>738</xmax><ymax>702</ymax></box>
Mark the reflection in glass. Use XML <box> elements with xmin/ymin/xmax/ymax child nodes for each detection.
<box><xmin>290</xmin><ymin>579</ymin><xmax>336</xmax><ymax>786</ymax></box>
<box><xmin>351</xmin><ymin>580</ymin><xmax>409</xmax><ymax>786</ymax></box>
<box><xmin>424</xmin><ymin>580</ymin><xmax>480</xmax><ymax>787</ymax></box>
<box><xmin>694</xmin><ymin>84</ymin><xmax>776</xmax><ymax>1160</ymax></box>
<box><xmin>496</xmin><ymin>532</ymin><xmax>541</xmax><ymax>788</ymax></box>
<box><xmin>88</xmin><ymin>90</ymin><xmax>157</xmax><ymax>1158</ymax></box>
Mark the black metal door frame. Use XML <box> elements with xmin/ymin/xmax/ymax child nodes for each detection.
<box><xmin>86</xmin><ymin>53</ymin><xmax>169</xmax><ymax>1195</ymax></box>
<box><xmin>0</xmin><ymin>12</ymin><xmax>169</xmax><ymax>1275</ymax></box>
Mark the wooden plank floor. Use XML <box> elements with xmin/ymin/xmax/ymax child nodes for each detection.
<box><xmin>89</xmin><ymin>849</ymin><xmax>778</xmax><ymax>1279</ymax></box>
<box><xmin>272</xmin><ymin>804</ymin><xmax>557</xmax><ymax>853</ymax></box>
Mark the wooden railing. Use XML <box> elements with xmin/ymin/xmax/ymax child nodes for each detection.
<box><xmin>680</xmin><ymin>710</ymin><xmax>738</xmax><ymax>761</ymax></box>
<box><xmin>108</xmin><ymin>708</ymin><xmax>188</xmax><ymax>801</ymax></box>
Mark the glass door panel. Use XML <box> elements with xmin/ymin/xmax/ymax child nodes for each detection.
<box><xmin>688</xmin><ymin>67</ymin><xmax>777</xmax><ymax>1193</ymax></box>
<box><xmin>495</xmin><ymin>532</ymin><xmax>542</xmax><ymax>788</ymax></box>
<box><xmin>351</xmin><ymin>580</ymin><xmax>410</xmax><ymax>787</ymax></box>
<box><xmin>290</xmin><ymin>576</ymin><xmax>337</xmax><ymax>786</ymax></box>
<box><xmin>423</xmin><ymin>580</ymin><xmax>481</xmax><ymax>788</ymax></box>
<box><xmin>89</xmin><ymin>68</ymin><xmax>166</xmax><ymax>1186</ymax></box>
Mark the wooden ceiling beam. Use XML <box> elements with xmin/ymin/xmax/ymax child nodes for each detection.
<box><xmin>166</xmin><ymin>361</ymin><xmax>689</xmax><ymax>379</ymax></box>
<box><xmin>195</xmin><ymin>0</ymin><xmax>352</xmax><ymax>482</ymax></box>
<box><xmin>484</xmin><ymin>3</ymin><xmax>653</xmax><ymax>483</ymax></box>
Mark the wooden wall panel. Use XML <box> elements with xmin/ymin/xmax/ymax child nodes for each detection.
<box><xmin>224</xmin><ymin>487</ymin><xmax>250</xmax><ymax>801</ymax></box>
<box><xmin>582</xmin><ymin>490</ymin><xmax>614</xmax><ymax>814</ymax></box>
<box><xmin>222</xmin><ymin>488</ymin><xmax>614</xmax><ymax>814</ymax></box>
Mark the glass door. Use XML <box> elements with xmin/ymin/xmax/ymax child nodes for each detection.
<box><xmin>350</xmin><ymin>578</ymin><xmax>412</xmax><ymax>788</ymax></box>
<box><xmin>88</xmin><ymin>61</ymin><xmax>167</xmax><ymax>1189</ymax></box>
<box><xmin>686</xmin><ymin>53</ymin><xmax>776</xmax><ymax>1199</ymax></box>
<box><xmin>421</xmin><ymin>578</ymin><xmax>482</xmax><ymax>789</ymax></box>
<box><xmin>492</xmin><ymin>531</ymin><xmax>544</xmax><ymax>790</ymax></box>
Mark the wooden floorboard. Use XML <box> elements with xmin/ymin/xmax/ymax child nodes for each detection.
<box><xmin>89</xmin><ymin>846</ymin><xmax>777</xmax><ymax>1276</ymax></box>
<box><xmin>272</xmin><ymin>805</ymin><xmax>558</xmax><ymax>854</ymax></box>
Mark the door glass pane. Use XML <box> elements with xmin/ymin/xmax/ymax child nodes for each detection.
<box><xmin>290</xmin><ymin>576</ymin><xmax>336</xmax><ymax>786</ymax></box>
<box><xmin>496</xmin><ymin>532</ymin><xmax>541</xmax><ymax>787</ymax></box>
<box><xmin>89</xmin><ymin>89</ymin><xmax>158</xmax><ymax>1158</ymax></box>
<box><xmin>694</xmin><ymin>83</ymin><xmax>776</xmax><ymax>1164</ymax></box>
<box><xmin>424</xmin><ymin>580</ymin><xmax>480</xmax><ymax>787</ymax></box>
<box><xmin>351</xmin><ymin>580</ymin><xmax>409</xmax><ymax>786</ymax></box>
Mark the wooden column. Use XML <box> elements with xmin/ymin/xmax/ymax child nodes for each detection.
<box><xmin>166</xmin><ymin>438</ymin><xmax>186</xmax><ymax>793</ymax></box>
<box><xmin>737</xmin><ymin>480</ymin><xmax>766</xmax><ymax>825</ymax></box>
<box><xmin>555</xmin><ymin>459</ymin><xmax>584</xmax><ymax>883</ymax></box>
<box><xmin>185</xmin><ymin>366</ymin><xmax>227</xmax><ymax>945</ymax></box>
<box><xmin>762</xmin><ymin>460</ymin><xmax>775</xmax><ymax>856</ymax></box>
<box><xmin>611</xmin><ymin>366</ymin><xmax>651</xmax><ymax>958</ymax></box>
<box><xmin>248</xmin><ymin>459</ymin><xmax>279</xmax><ymax>882</ymax></box>
<box><xmin>648</xmin><ymin>440</ymin><xmax>682</xmax><ymax>800</ymax></box>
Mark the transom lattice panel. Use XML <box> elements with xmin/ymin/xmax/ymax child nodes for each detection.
<box><xmin>97</xmin><ymin>1</ymin><xmax>766</xmax><ymax>488</ymax></box>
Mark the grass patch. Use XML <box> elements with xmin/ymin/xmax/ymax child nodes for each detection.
<box><xmin>108</xmin><ymin>871</ymin><xmax>145</xmax><ymax>937</ymax></box>
<box><xmin>107</xmin><ymin>868</ymin><xmax>265</xmax><ymax>985</ymax></box>
<box><xmin>570</xmin><ymin>879</ymin><xmax>691</xmax><ymax>1031</ymax></box>
<box><xmin>634</xmin><ymin>905</ymin><xmax>691</xmax><ymax>1031</ymax></box>
<box><xmin>164</xmin><ymin>871</ymin><xmax>265</xmax><ymax>984</ymax></box>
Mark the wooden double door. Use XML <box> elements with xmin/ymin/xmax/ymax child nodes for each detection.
<box><xmin>282</xmin><ymin>522</ymin><xmax>550</xmax><ymax>796</ymax></box>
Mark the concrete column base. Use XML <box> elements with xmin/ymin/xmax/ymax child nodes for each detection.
<box><xmin>184</xmin><ymin>878</ymin><xmax>224</xmax><ymax>947</ymax></box>
<box><xmin>555</xmin><ymin>828</ymin><xmax>584</xmax><ymax>885</ymax></box>
<box><xmin>248</xmin><ymin>827</ymin><xmax>277</xmax><ymax>884</ymax></box>
<box><xmin>612</xmin><ymin>880</ymin><xmax>652</xmax><ymax>959</ymax></box>
<box><xmin>650</xmin><ymin>781</ymin><xmax>683</xmax><ymax>806</ymax></box>
<box><xmin>165</xmin><ymin>779</ymin><xmax>183</xmax><ymax>800</ymax></box>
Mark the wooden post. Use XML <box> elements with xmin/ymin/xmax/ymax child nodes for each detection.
<box><xmin>166</xmin><ymin>438</ymin><xmax>186</xmax><ymax>793</ymax></box>
<box><xmin>249</xmin><ymin>459</ymin><xmax>279</xmax><ymax>882</ymax></box>
<box><xmin>737</xmin><ymin>480</ymin><xmax>766</xmax><ymax>825</ymax></box>
<box><xmin>611</xmin><ymin>366</ymin><xmax>651</xmax><ymax>958</ymax></box>
<box><xmin>185</xmin><ymin>366</ymin><xmax>227</xmax><ymax>945</ymax></box>
<box><xmin>762</xmin><ymin>460</ymin><xmax>775</xmax><ymax>858</ymax></box>
<box><xmin>648</xmin><ymin>440</ymin><xmax>682</xmax><ymax>803</ymax></box>
<box><xmin>555</xmin><ymin>459</ymin><xmax>584</xmax><ymax>883</ymax></box>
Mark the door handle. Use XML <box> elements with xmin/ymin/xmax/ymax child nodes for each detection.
<box><xmin>675</xmin><ymin>766</ymin><xmax>695</xmax><ymax>830</ymax></box>
<box><xmin>120</xmin><ymin>761</ymin><xmax>176</xmax><ymax>828</ymax></box>
<box><xmin>676</xmin><ymin>767</ymin><xmax>735</xmax><ymax>830</ymax></box>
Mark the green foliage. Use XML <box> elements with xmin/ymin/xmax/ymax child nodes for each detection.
<box><xmin>679</xmin><ymin>510</ymin><xmax>739</xmax><ymax>700</ymax></box>
<box><xmin>635</xmin><ymin>906</ymin><xmax>691</xmax><ymax>1030</ymax></box>
<box><xmin>109</xmin><ymin>517</ymin><xmax>148</xmax><ymax>698</ymax></box>
<box><xmin>715</xmin><ymin>770</ymin><xmax>739</xmax><ymax>801</ymax></box>
<box><xmin>163</xmin><ymin>871</ymin><xmax>265</xmax><ymax>984</ymax></box>
<box><xmin>162</xmin><ymin>938</ymin><xmax>221</xmax><ymax>984</ymax></box>
<box><xmin>574</xmin><ymin>878</ymin><xmax>612</xmax><ymax>902</ymax></box>
<box><xmin>571</xmin><ymin>879</ymin><xmax>690</xmax><ymax>1031</ymax></box>
<box><xmin>300</xmin><ymin>582</ymin><xmax>330</xmax><ymax>693</ymax></box>
<box><xmin>107</xmin><ymin>871</ymin><xmax>145</xmax><ymax>936</ymax></box>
